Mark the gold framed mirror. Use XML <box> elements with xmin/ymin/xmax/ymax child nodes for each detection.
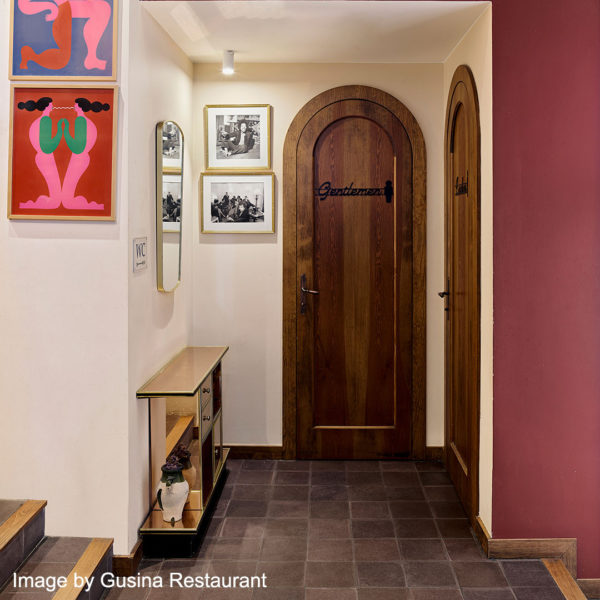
<box><xmin>156</xmin><ymin>120</ymin><xmax>184</xmax><ymax>292</ymax></box>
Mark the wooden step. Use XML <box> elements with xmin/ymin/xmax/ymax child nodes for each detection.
<box><xmin>0</xmin><ymin>500</ymin><xmax>46</xmax><ymax>589</ymax></box>
<box><xmin>543</xmin><ymin>558</ymin><xmax>587</xmax><ymax>600</ymax></box>
<box><xmin>53</xmin><ymin>538</ymin><xmax>113</xmax><ymax>600</ymax></box>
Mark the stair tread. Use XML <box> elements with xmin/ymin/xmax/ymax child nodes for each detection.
<box><xmin>1</xmin><ymin>537</ymin><xmax>110</xmax><ymax>600</ymax></box>
<box><xmin>0</xmin><ymin>502</ymin><xmax>25</xmax><ymax>530</ymax></box>
<box><xmin>0</xmin><ymin>500</ymin><xmax>46</xmax><ymax>553</ymax></box>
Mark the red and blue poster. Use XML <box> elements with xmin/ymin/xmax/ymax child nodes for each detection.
<box><xmin>9</xmin><ymin>86</ymin><xmax>117</xmax><ymax>220</ymax></box>
<box><xmin>10</xmin><ymin>0</ymin><xmax>116</xmax><ymax>80</ymax></box>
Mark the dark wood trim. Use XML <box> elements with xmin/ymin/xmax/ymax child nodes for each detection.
<box><xmin>282</xmin><ymin>85</ymin><xmax>427</xmax><ymax>460</ymax></box>
<box><xmin>444</xmin><ymin>64</ymin><xmax>481</xmax><ymax>523</ymax></box>
<box><xmin>425</xmin><ymin>447</ymin><xmax>444</xmax><ymax>461</ymax></box>
<box><xmin>227</xmin><ymin>445</ymin><xmax>284</xmax><ymax>460</ymax></box>
<box><xmin>488</xmin><ymin>538</ymin><xmax>578</xmax><ymax>578</ymax></box>
<box><xmin>112</xmin><ymin>539</ymin><xmax>143</xmax><ymax>576</ymax></box>
<box><xmin>577</xmin><ymin>579</ymin><xmax>600</xmax><ymax>599</ymax></box>
<box><xmin>472</xmin><ymin>516</ymin><xmax>490</xmax><ymax>556</ymax></box>
<box><xmin>543</xmin><ymin>559</ymin><xmax>587</xmax><ymax>600</ymax></box>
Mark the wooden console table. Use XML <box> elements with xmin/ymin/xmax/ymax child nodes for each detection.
<box><xmin>136</xmin><ymin>346</ymin><xmax>229</xmax><ymax>556</ymax></box>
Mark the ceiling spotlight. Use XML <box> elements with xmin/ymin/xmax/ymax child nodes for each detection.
<box><xmin>222</xmin><ymin>50</ymin><xmax>234</xmax><ymax>75</ymax></box>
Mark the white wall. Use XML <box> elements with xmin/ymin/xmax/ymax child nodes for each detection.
<box><xmin>443</xmin><ymin>6</ymin><xmax>493</xmax><ymax>532</ymax></box>
<box><xmin>191</xmin><ymin>63</ymin><xmax>447</xmax><ymax>447</ymax></box>
<box><xmin>0</xmin><ymin>0</ymin><xmax>130</xmax><ymax>547</ymax></box>
<box><xmin>125</xmin><ymin>0</ymin><xmax>194</xmax><ymax>554</ymax></box>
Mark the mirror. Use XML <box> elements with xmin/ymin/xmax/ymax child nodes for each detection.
<box><xmin>156</xmin><ymin>120</ymin><xmax>184</xmax><ymax>292</ymax></box>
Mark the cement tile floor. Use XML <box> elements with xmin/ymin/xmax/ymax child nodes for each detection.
<box><xmin>108</xmin><ymin>459</ymin><xmax>565</xmax><ymax>600</ymax></box>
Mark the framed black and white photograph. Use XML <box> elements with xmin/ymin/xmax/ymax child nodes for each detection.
<box><xmin>162</xmin><ymin>121</ymin><xmax>183</xmax><ymax>171</ymax></box>
<box><xmin>204</xmin><ymin>105</ymin><xmax>271</xmax><ymax>171</ymax></box>
<box><xmin>201</xmin><ymin>172</ymin><xmax>275</xmax><ymax>234</ymax></box>
<box><xmin>162</xmin><ymin>174</ymin><xmax>182</xmax><ymax>232</ymax></box>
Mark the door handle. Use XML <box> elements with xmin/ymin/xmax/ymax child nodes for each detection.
<box><xmin>438</xmin><ymin>291</ymin><xmax>449</xmax><ymax>298</ymax></box>
<box><xmin>300</xmin><ymin>274</ymin><xmax>319</xmax><ymax>314</ymax></box>
<box><xmin>439</xmin><ymin>279</ymin><xmax>450</xmax><ymax>317</ymax></box>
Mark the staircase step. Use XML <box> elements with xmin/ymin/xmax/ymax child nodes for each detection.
<box><xmin>2</xmin><ymin>537</ymin><xmax>113</xmax><ymax>600</ymax></box>
<box><xmin>0</xmin><ymin>500</ymin><xmax>47</xmax><ymax>589</ymax></box>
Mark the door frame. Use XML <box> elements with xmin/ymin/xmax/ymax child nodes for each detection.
<box><xmin>282</xmin><ymin>85</ymin><xmax>427</xmax><ymax>460</ymax></box>
<box><xmin>444</xmin><ymin>65</ymin><xmax>481</xmax><ymax>518</ymax></box>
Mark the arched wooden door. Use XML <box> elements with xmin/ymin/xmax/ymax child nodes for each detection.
<box><xmin>444</xmin><ymin>66</ymin><xmax>481</xmax><ymax>520</ymax></box>
<box><xmin>283</xmin><ymin>86</ymin><xmax>426</xmax><ymax>460</ymax></box>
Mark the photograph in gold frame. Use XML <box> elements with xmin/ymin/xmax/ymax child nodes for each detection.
<box><xmin>204</xmin><ymin>104</ymin><xmax>271</xmax><ymax>171</ymax></box>
<box><xmin>8</xmin><ymin>84</ymin><xmax>118</xmax><ymax>221</ymax></box>
<box><xmin>200</xmin><ymin>172</ymin><xmax>275</xmax><ymax>234</ymax></box>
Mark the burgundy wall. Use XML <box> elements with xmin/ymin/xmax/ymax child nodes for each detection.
<box><xmin>491</xmin><ymin>0</ymin><xmax>600</xmax><ymax>579</ymax></box>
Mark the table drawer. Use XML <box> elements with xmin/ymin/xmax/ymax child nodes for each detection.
<box><xmin>200</xmin><ymin>376</ymin><xmax>213</xmax><ymax>408</ymax></box>
<box><xmin>201</xmin><ymin>395</ymin><xmax>213</xmax><ymax>441</ymax></box>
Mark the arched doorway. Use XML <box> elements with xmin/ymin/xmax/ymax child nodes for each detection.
<box><xmin>444</xmin><ymin>65</ymin><xmax>481</xmax><ymax>521</ymax></box>
<box><xmin>282</xmin><ymin>85</ymin><xmax>426</xmax><ymax>459</ymax></box>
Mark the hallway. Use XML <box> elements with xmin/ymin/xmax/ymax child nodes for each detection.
<box><xmin>121</xmin><ymin>460</ymin><xmax>566</xmax><ymax>600</ymax></box>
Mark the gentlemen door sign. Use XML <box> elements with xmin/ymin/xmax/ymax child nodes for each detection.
<box><xmin>133</xmin><ymin>237</ymin><xmax>148</xmax><ymax>273</ymax></box>
<box><xmin>315</xmin><ymin>181</ymin><xmax>394</xmax><ymax>203</ymax></box>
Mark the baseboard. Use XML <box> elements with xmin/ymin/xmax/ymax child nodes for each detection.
<box><xmin>227</xmin><ymin>445</ymin><xmax>284</xmax><ymax>460</ymax></box>
<box><xmin>543</xmin><ymin>559</ymin><xmax>587</xmax><ymax>600</ymax></box>
<box><xmin>487</xmin><ymin>537</ymin><xmax>577</xmax><ymax>577</ymax></box>
<box><xmin>425</xmin><ymin>446</ymin><xmax>444</xmax><ymax>461</ymax></box>
<box><xmin>578</xmin><ymin>579</ymin><xmax>600</xmax><ymax>599</ymax></box>
<box><xmin>112</xmin><ymin>540</ymin><xmax>143</xmax><ymax>576</ymax></box>
<box><xmin>472</xmin><ymin>516</ymin><xmax>490</xmax><ymax>556</ymax></box>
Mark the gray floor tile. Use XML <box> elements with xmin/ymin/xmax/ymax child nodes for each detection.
<box><xmin>453</xmin><ymin>562</ymin><xmax>509</xmax><ymax>588</ymax></box>
<box><xmin>353</xmin><ymin>539</ymin><xmax>401</xmax><ymax>562</ymax></box>
<box><xmin>306</xmin><ymin>561</ymin><xmax>355</xmax><ymax>587</ymax></box>
<box><xmin>308</xmin><ymin>538</ymin><xmax>354</xmax><ymax>562</ymax></box>
<box><xmin>356</xmin><ymin>562</ymin><xmax>406</xmax><ymax>587</ymax></box>
<box><xmin>500</xmin><ymin>560</ymin><xmax>556</xmax><ymax>587</ymax></box>
<box><xmin>404</xmin><ymin>561</ymin><xmax>457</xmax><ymax>587</ymax></box>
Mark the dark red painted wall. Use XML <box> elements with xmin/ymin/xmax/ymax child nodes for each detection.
<box><xmin>491</xmin><ymin>0</ymin><xmax>600</xmax><ymax>579</ymax></box>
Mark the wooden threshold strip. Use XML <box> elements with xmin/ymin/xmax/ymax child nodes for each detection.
<box><xmin>0</xmin><ymin>500</ymin><xmax>46</xmax><ymax>552</ymax></box>
<box><xmin>543</xmin><ymin>559</ymin><xmax>587</xmax><ymax>600</ymax></box>
<box><xmin>166</xmin><ymin>415</ymin><xmax>194</xmax><ymax>457</ymax></box>
<box><xmin>53</xmin><ymin>538</ymin><xmax>112</xmax><ymax>600</ymax></box>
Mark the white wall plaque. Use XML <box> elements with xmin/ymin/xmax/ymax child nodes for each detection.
<box><xmin>133</xmin><ymin>237</ymin><xmax>148</xmax><ymax>272</ymax></box>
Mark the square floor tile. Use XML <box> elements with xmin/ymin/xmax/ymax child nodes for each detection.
<box><xmin>453</xmin><ymin>562</ymin><xmax>508</xmax><ymax>587</ymax></box>
<box><xmin>385</xmin><ymin>487</ymin><xmax>426</xmax><ymax>501</ymax></box>
<box><xmin>380</xmin><ymin>462</ymin><xmax>417</xmax><ymax>472</ymax></box>
<box><xmin>389</xmin><ymin>502</ymin><xmax>432</xmax><ymax>519</ymax></box>
<box><xmin>444</xmin><ymin>539</ymin><xmax>486</xmax><ymax>561</ymax></box>
<box><xmin>404</xmin><ymin>561</ymin><xmax>456</xmax><ymax>588</ymax></box>
<box><xmin>257</xmin><ymin>562</ymin><xmax>305</xmax><ymax>588</ymax></box>
<box><xmin>306</xmin><ymin>562</ymin><xmax>356</xmax><ymax>587</ymax></box>
<box><xmin>232</xmin><ymin>485</ymin><xmax>273</xmax><ymax>501</ymax></box>
<box><xmin>346</xmin><ymin>461</ymin><xmax>382</xmax><ymax>472</ymax></box>
<box><xmin>312</xmin><ymin>471</ymin><xmax>347</xmax><ymax>486</ymax></box>
<box><xmin>352</xmin><ymin>520</ymin><xmax>395</xmax><ymax>539</ymax></box>
<box><xmin>211</xmin><ymin>538</ymin><xmax>262</xmax><ymax>561</ymax></box>
<box><xmin>226</xmin><ymin>501</ymin><xmax>269</xmax><ymax>518</ymax></box>
<box><xmin>436</xmin><ymin>519</ymin><xmax>472</xmax><ymax>538</ymax></box>
<box><xmin>353</xmin><ymin>539</ymin><xmax>401</xmax><ymax>562</ymax></box>
<box><xmin>275</xmin><ymin>461</ymin><xmax>310</xmax><ymax>471</ymax></box>
<box><xmin>311</xmin><ymin>486</ymin><xmax>349</xmax><ymax>502</ymax></box>
<box><xmin>310</xmin><ymin>501</ymin><xmax>350</xmax><ymax>519</ymax></box>
<box><xmin>500</xmin><ymin>560</ymin><xmax>556</xmax><ymax>587</ymax></box>
<box><xmin>220</xmin><ymin>518</ymin><xmax>266</xmax><ymax>538</ymax></box>
<box><xmin>346</xmin><ymin>472</ymin><xmax>383</xmax><ymax>486</ymax></box>
<box><xmin>260</xmin><ymin>537</ymin><xmax>307</xmax><ymax>562</ymax></box>
<box><xmin>511</xmin><ymin>588</ymin><xmax>564</xmax><ymax>600</ymax></box>
<box><xmin>351</xmin><ymin>502</ymin><xmax>390</xmax><ymax>519</ymax></box>
<box><xmin>419</xmin><ymin>472</ymin><xmax>452</xmax><ymax>486</ymax></box>
<box><xmin>274</xmin><ymin>471</ymin><xmax>309</xmax><ymax>485</ymax></box>
<box><xmin>356</xmin><ymin>562</ymin><xmax>406</xmax><ymax>587</ymax></box>
<box><xmin>267</xmin><ymin>501</ymin><xmax>308</xmax><ymax>518</ymax></box>
<box><xmin>410</xmin><ymin>590</ymin><xmax>463</xmax><ymax>600</ymax></box>
<box><xmin>393</xmin><ymin>519</ymin><xmax>439</xmax><ymax>539</ymax></box>
<box><xmin>309</xmin><ymin>518</ymin><xmax>351</xmax><ymax>538</ymax></box>
<box><xmin>400</xmin><ymin>539</ymin><xmax>447</xmax><ymax>561</ymax></box>
<box><xmin>265</xmin><ymin>519</ymin><xmax>309</xmax><ymax>538</ymax></box>
<box><xmin>348</xmin><ymin>486</ymin><xmax>387</xmax><ymax>501</ymax></box>
<box><xmin>461</xmin><ymin>591</ymin><xmax>516</xmax><ymax>600</ymax></box>
<box><xmin>242</xmin><ymin>460</ymin><xmax>275</xmax><ymax>471</ymax></box>
<box><xmin>308</xmin><ymin>538</ymin><xmax>354</xmax><ymax>562</ymax></box>
<box><xmin>236</xmin><ymin>471</ymin><xmax>274</xmax><ymax>485</ymax></box>
<box><xmin>306</xmin><ymin>590</ymin><xmax>358</xmax><ymax>600</ymax></box>
<box><xmin>311</xmin><ymin>461</ymin><xmax>346</xmax><ymax>471</ymax></box>
<box><xmin>271</xmin><ymin>486</ymin><xmax>309</xmax><ymax>501</ymax></box>
<box><xmin>253</xmin><ymin>589</ymin><xmax>304</xmax><ymax>600</ymax></box>
<box><xmin>358</xmin><ymin>590</ymin><xmax>410</xmax><ymax>600</ymax></box>
<box><xmin>382</xmin><ymin>472</ymin><xmax>421</xmax><ymax>487</ymax></box>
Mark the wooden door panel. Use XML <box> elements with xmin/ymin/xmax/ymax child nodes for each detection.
<box><xmin>296</xmin><ymin>99</ymin><xmax>412</xmax><ymax>459</ymax></box>
<box><xmin>445</xmin><ymin>68</ymin><xmax>480</xmax><ymax>521</ymax></box>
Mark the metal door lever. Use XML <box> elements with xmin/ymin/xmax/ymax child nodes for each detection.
<box><xmin>300</xmin><ymin>274</ymin><xmax>319</xmax><ymax>314</ymax></box>
<box><xmin>438</xmin><ymin>291</ymin><xmax>449</xmax><ymax>298</ymax></box>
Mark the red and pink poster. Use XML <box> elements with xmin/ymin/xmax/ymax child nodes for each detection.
<box><xmin>9</xmin><ymin>85</ymin><xmax>117</xmax><ymax>220</ymax></box>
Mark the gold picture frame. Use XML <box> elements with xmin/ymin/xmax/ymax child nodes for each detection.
<box><xmin>8</xmin><ymin>83</ymin><xmax>118</xmax><ymax>221</ymax></box>
<box><xmin>204</xmin><ymin>104</ymin><xmax>271</xmax><ymax>171</ymax></box>
<box><xmin>200</xmin><ymin>172</ymin><xmax>275</xmax><ymax>234</ymax></box>
<box><xmin>9</xmin><ymin>0</ymin><xmax>118</xmax><ymax>81</ymax></box>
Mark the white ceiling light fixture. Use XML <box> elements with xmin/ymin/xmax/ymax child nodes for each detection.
<box><xmin>222</xmin><ymin>50</ymin><xmax>235</xmax><ymax>75</ymax></box>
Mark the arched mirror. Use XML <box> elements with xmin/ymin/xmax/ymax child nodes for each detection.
<box><xmin>156</xmin><ymin>121</ymin><xmax>183</xmax><ymax>292</ymax></box>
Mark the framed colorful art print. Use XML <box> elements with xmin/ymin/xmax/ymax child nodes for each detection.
<box><xmin>8</xmin><ymin>85</ymin><xmax>118</xmax><ymax>221</ymax></box>
<box><xmin>10</xmin><ymin>0</ymin><xmax>117</xmax><ymax>80</ymax></box>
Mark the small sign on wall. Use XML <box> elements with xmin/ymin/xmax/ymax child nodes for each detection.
<box><xmin>133</xmin><ymin>237</ymin><xmax>148</xmax><ymax>272</ymax></box>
